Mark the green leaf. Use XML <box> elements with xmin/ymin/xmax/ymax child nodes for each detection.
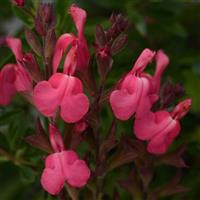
<box><xmin>12</xmin><ymin>6</ymin><xmax>33</xmax><ymax>27</ymax></box>
<box><xmin>0</xmin><ymin>108</ymin><xmax>22</xmax><ymax>125</ymax></box>
<box><xmin>19</xmin><ymin>166</ymin><xmax>35</xmax><ymax>183</ymax></box>
<box><xmin>183</xmin><ymin>70</ymin><xmax>200</xmax><ymax>112</ymax></box>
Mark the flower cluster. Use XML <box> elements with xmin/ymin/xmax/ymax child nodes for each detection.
<box><xmin>0</xmin><ymin>1</ymin><xmax>192</xmax><ymax>197</ymax></box>
<box><xmin>110</xmin><ymin>49</ymin><xmax>191</xmax><ymax>154</ymax></box>
<box><xmin>0</xmin><ymin>4</ymin><xmax>91</xmax><ymax>195</ymax></box>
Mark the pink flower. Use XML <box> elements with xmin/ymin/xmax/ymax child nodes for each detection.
<box><xmin>41</xmin><ymin>124</ymin><xmax>90</xmax><ymax>195</ymax></box>
<box><xmin>33</xmin><ymin>73</ymin><xmax>89</xmax><ymax>123</ymax></box>
<box><xmin>33</xmin><ymin>6</ymin><xmax>90</xmax><ymax>123</ymax></box>
<box><xmin>110</xmin><ymin>49</ymin><xmax>155</xmax><ymax>120</ymax></box>
<box><xmin>41</xmin><ymin>150</ymin><xmax>91</xmax><ymax>195</ymax></box>
<box><xmin>134</xmin><ymin>99</ymin><xmax>192</xmax><ymax>154</ymax></box>
<box><xmin>53</xmin><ymin>5</ymin><xmax>90</xmax><ymax>74</ymax></box>
<box><xmin>0</xmin><ymin>64</ymin><xmax>16</xmax><ymax>105</ymax></box>
<box><xmin>110</xmin><ymin>49</ymin><xmax>169</xmax><ymax>120</ymax></box>
<box><xmin>3</xmin><ymin>37</ymin><xmax>32</xmax><ymax>92</ymax></box>
<box><xmin>0</xmin><ymin>37</ymin><xmax>32</xmax><ymax>105</ymax></box>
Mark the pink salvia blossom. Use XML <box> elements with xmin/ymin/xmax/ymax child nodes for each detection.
<box><xmin>134</xmin><ymin>99</ymin><xmax>192</xmax><ymax>154</ymax></box>
<box><xmin>33</xmin><ymin>6</ymin><xmax>89</xmax><ymax>123</ymax></box>
<box><xmin>41</xmin><ymin>124</ymin><xmax>90</xmax><ymax>195</ymax></box>
<box><xmin>110</xmin><ymin>49</ymin><xmax>169</xmax><ymax>120</ymax></box>
<box><xmin>53</xmin><ymin>5</ymin><xmax>89</xmax><ymax>74</ymax></box>
<box><xmin>0</xmin><ymin>37</ymin><xmax>32</xmax><ymax>105</ymax></box>
<box><xmin>110</xmin><ymin>48</ymin><xmax>156</xmax><ymax>120</ymax></box>
<box><xmin>41</xmin><ymin>150</ymin><xmax>91</xmax><ymax>195</ymax></box>
<box><xmin>33</xmin><ymin>73</ymin><xmax>89</xmax><ymax>123</ymax></box>
<box><xmin>0</xmin><ymin>64</ymin><xmax>16</xmax><ymax>105</ymax></box>
<box><xmin>5</xmin><ymin>37</ymin><xmax>23</xmax><ymax>61</ymax></box>
<box><xmin>4</xmin><ymin>37</ymin><xmax>32</xmax><ymax>92</ymax></box>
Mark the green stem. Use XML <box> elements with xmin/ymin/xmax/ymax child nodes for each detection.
<box><xmin>65</xmin><ymin>185</ymin><xmax>79</xmax><ymax>200</ymax></box>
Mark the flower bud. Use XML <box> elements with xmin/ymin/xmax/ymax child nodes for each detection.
<box><xmin>96</xmin><ymin>47</ymin><xmax>113</xmax><ymax>80</ymax></box>
<box><xmin>22</xmin><ymin>53</ymin><xmax>42</xmax><ymax>82</ymax></box>
<box><xmin>174</xmin><ymin>83</ymin><xmax>185</xmax><ymax>98</ymax></box>
<box><xmin>12</xmin><ymin>0</ymin><xmax>24</xmax><ymax>7</ymax></box>
<box><xmin>44</xmin><ymin>29</ymin><xmax>56</xmax><ymax>60</ymax></box>
<box><xmin>35</xmin><ymin>16</ymin><xmax>46</xmax><ymax>36</ymax></box>
<box><xmin>160</xmin><ymin>80</ymin><xmax>186</xmax><ymax>109</ymax></box>
<box><xmin>35</xmin><ymin>1</ymin><xmax>55</xmax><ymax>36</ymax></box>
<box><xmin>171</xmin><ymin>99</ymin><xmax>192</xmax><ymax>120</ymax></box>
<box><xmin>49</xmin><ymin>124</ymin><xmax>65</xmax><ymax>153</ymax></box>
<box><xmin>107</xmin><ymin>13</ymin><xmax>129</xmax><ymax>40</ymax></box>
<box><xmin>111</xmin><ymin>33</ymin><xmax>128</xmax><ymax>55</ymax></box>
<box><xmin>95</xmin><ymin>24</ymin><xmax>106</xmax><ymax>48</ymax></box>
<box><xmin>25</xmin><ymin>29</ymin><xmax>42</xmax><ymax>57</ymax></box>
<box><xmin>74</xmin><ymin>120</ymin><xmax>88</xmax><ymax>134</ymax></box>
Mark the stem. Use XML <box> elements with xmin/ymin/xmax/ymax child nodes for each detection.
<box><xmin>65</xmin><ymin>185</ymin><xmax>79</xmax><ymax>200</ymax></box>
<box><xmin>57</xmin><ymin>189</ymin><xmax>68</xmax><ymax>200</ymax></box>
<box><xmin>94</xmin><ymin>77</ymin><xmax>106</xmax><ymax>200</ymax></box>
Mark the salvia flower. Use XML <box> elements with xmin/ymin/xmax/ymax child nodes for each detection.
<box><xmin>110</xmin><ymin>49</ymin><xmax>154</xmax><ymax>120</ymax></box>
<box><xmin>0</xmin><ymin>64</ymin><xmax>16</xmax><ymax>105</ymax></box>
<box><xmin>41</xmin><ymin>124</ymin><xmax>90</xmax><ymax>195</ymax></box>
<box><xmin>3</xmin><ymin>37</ymin><xmax>32</xmax><ymax>92</ymax></box>
<box><xmin>33</xmin><ymin>73</ymin><xmax>89</xmax><ymax>123</ymax></box>
<box><xmin>110</xmin><ymin>49</ymin><xmax>168</xmax><ymax>120</ymax></box>
<box><xmin>35</xmin><ymin>2</ymin><xmax>55</xmax><ymax>36</ymax></box>
<box><xmin>53</xmin><ymin>5</ymin><xmax>90</xmax><ymax>74</ymax></box>
<box><xmin>0</xmin><ymin>37</ymin><xmax>32</xmax><ymax>105</ymax></box>
<box><xmin>134</xmin><ymin>99</ymin><xmax>192</xmax><ymax>154</ymax></box>
<box><xmin>33</xmin><ymin>6</ymin><xmax>90</xmax><ymax>123</ymax></box>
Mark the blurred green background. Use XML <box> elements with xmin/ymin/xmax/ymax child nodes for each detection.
<box><xmin>0</xmin><ymin>0</ymin><xmax>200</xmax><ymax>199</ymax></box>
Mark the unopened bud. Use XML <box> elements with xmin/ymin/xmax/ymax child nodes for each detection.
<box><xmin>174</xmin><ymin>83</ymin><xmax>185</xmax><ymax>99</ymax></box>
<box><xmin>25</xmin><ymin>29</ymin><xmax>42</xmax><ymax>57</ymax></box>
<box><xmin>44</xmin><ymin>29</ymin><xmax>56</xmax><ymax>60</ymax></box>
<box><xmin>97</xmin><ymin>47</ymin><xmax>113</xmax><ymax>80</ymax></box>
<box><xmin>22</xmin><ymin>53</ymin><xmax>42</xmax><ymax>82</ymax></box>
<box><xmin>160</xmin><ymin>80</ymin><xmax>186</xmax><ymax>109</ymax></box>
<box><xmin>74</xmin><ymin>120</ymin><xmax>88</xmax><ymax>134</ymax></box>
<box><xmin>107</xmin><ymin>13</ymin><xmax>129</xmax><ymax>40</ymax></box>
<box><xmin>35</xmin><ymin>16</ymin><xmax>46</xmax><ymax>36</ymax></box>
<box><xmin>12</xmin><ymin>0</ymin><xmax>24</xmax><ymax>7</ymax></box>
<box><xmin>95</xmin><ymin>25</ymin><xmax>106</xmax><ymax>48</ymax></box>
<box><xmin>35</xmin><ymin>1</ymin><xmax>55</xmax><ymax>36</ymax></box>
<box><xmin>109</xmin><ymin>13</ymin><xmax>117</xmax><ymax>24</ymax></box>
<box><xmin>171</xmin><ymin>99</ymin><xmax>192</xmax><ymax>120</ymax></box>
<box><xmin>49</xmin><ymin>124</ymin><xmax>65</xmax><ymax>153</ymax></box>
<box><xmin>111</xmin><ymin>33</ymin><xmax>128</xmax><ymax>55</ymax></box>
